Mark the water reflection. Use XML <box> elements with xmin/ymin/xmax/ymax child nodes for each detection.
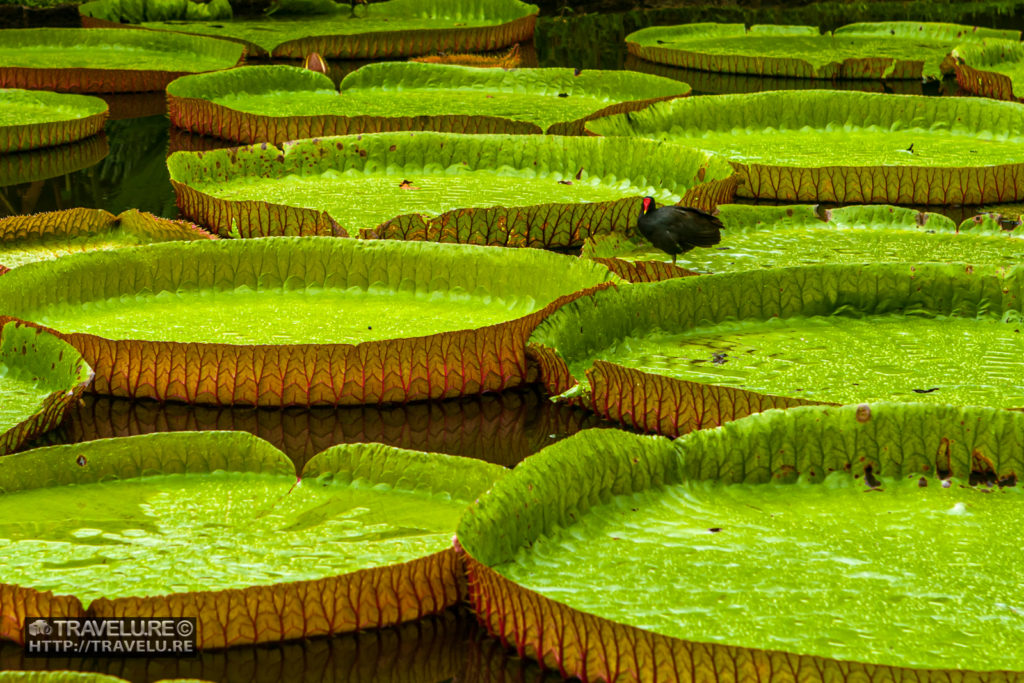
<box><xmin>47</xmin><ymin>386</ymin><xmax>608</xmax><ymax>469</ymax></box>
<box><xmin>0</xmin><ymin>135</ymin><xmax>109</xmax><ymax>214</ymax></box>
<box><xmin>167</xmin><ymin>126</ymin><xmax>240</xmax><ymax>156</ymax></box>
<box><xmin>456</xmin><ymin>632</ymin><xmax>570</xmax><ymax>683</ymax></box>
<box><xmin>0</xmin><ymin>608</ymin><xmax>473</xmax><ymax>683</ymax></box>
<box><xmin>0</xmin><ymin>607</ymin><xmax>579</xmax><ymax>682</ymax></box>
<box><xmin>99</xmin><ymin>93</ymin><xmax>170</xmax><ymax>121</ymax></box>
<box><xmin>0</xmin><ymin>116</ymin><xmax>173</xmax><ymax>218</ymax></box>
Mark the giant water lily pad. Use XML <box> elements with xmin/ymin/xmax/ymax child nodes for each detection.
<box><xmin>0</xmin><ymin>208</ymin><xmax>215</xmax><ymax>271</ymax></box>
<box><xmin>530</xmin><ymin>263</ymin><xmax>1024</xmax><ymax>436</ymax></box>
<box><xmin>626</xmin><ymin>22</ymin><xmax>1018</xmax><ymax>80</ymax></box>
<box><xmin>0</xmin><ymin>431</ymin><xmax>504</xmax><ymax>648</ymax></box>
<box><xmin>0</xmin><ymin>90</ymin><xmax>107</xmax><ymax>153</ymax></box>
<box><xmin>81</xmin><ymin>0</ymin><xmax>538</xmax><ymax>59</ymax></box>
<box><xmin>0</xmin><ymin>319</ymin><xmax>92</xmax><ymax>456</ymax></box>
<box><xmin>458</xmin><ymin>405</ymin><xmax>1024</xmax><ymax>679</ymax></box>
<box><xmin>588</xmin><ymin>90</ymin><xmax>1024</xmax><ymax>205</ymax></box>
<box><xmin>584</xmin><ymin>204</ymin><xmax>1024</xmax><ymax>275</ymax></box>
<box><xmin>168</xmin><ymin>132</ymin><xmax>736</xmax><ymax>243</ymax></box>
<box><xmin>0</xmin><ymin>238</ymin><xmax>616</xmax><ymax>406</ymax></box>
<box><xmin>0</xmin><ymin>29</ymin><xmax>244</xmax><ymax>93</ymax></box>
<box><xmin>166</xmin><ymin>62</ymin><xmax>690</xmax><ymax>143</ymax></box>
<box><xmin>953</xmin><ymin>38</ymin><xmax>1024</xmax><ymax>102</ymax></box>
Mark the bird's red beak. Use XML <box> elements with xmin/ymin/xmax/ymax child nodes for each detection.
<box><xmin>641</xmin><ymin>197</ymin><xmax>651</xmax><ymax>213</ymax></box>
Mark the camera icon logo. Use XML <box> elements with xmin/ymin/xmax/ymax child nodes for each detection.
<box><xmin>27</xmin><ymin>620</ymin><xmax>52</xmax><ymax>637</ymax></box>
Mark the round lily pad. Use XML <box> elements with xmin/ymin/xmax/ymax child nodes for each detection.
<box><xmin>0</xmin><ymin>431</ymin><xmax>505</xmax><ymax>648</ymax></box>
<box><xmin>0</xmin><ymin>90</ymin><xmax>107</xmax><ymax>154</ymax></box>
<box><xmin>953</xmin><ymin>38</ymin><xmax>1024</xmax><ymax>102</ymax></box>
<box><xmin>167</xmin><ymin>131</ymin><xmax>737</xmax><ymax>244</ymax></box>
<box><xmin>626</xmin><ymin>22</ymin><xmax>1018</xmax><ymax>80</ymax></box>
<box><xmin>583</xmin><ymin>204</ymin><xmax>1024</xmax><ymax>276</ymax></box>
<box><xmin>0</xmin><ymin>29</ymin><xmax>245</xmax><ymax>93</ymax></box>
<box><xmin>458</xmin><ymin>405</ymin><xmax>1024</xmax><ymax>679</ymax></box>
<box><xmin>587</xmin><ymin>90</ymin><xmax>1024</xmax><ymax>205</ymax></box>
<box><xmin>166</xmin><ymin>62</ymin><xmax>690</xmax><ymax>144</ymax></box>
<box><xmin>529</xmin><ymin>262</ymin><xmax>1024</xmax><ymax>436</ymax></box>
<box><xmin>80</xmin><ymin>0</ymin><xmax>538</xmax><ymax>59</ymax></box>
<box><xmin>0</xmin><ymin>208</ymin><xmax>215</xmax><ymax>271</ymax></box>
<box><xmin>0</xmin><ymin>319</ymin><xmax>92</xmax><ymax>456</ymax></box>
<box><xmin>0</xmin><ymin>237</ymin><xmax>616</xmax><ymax>406</ymax></box>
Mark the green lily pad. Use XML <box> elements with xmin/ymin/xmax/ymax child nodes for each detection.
<box><xmin>623</xmin><ymin>52</ymin><xmax>959</xmax><ymax>96</ymax></box>
<box><xmin>583</xmin><ymin>204</ymin><xmax>1024</xmax><ymax>274</ymax></box>
<box><xmin>0</xmin><ymin>134</ymin><xmax>109</xmax><ymax>187</ymax></box>
<box><xmin>458</xmin><ymin>405</ymin><xmax>1024</xmax><ymax>678</ymax></box>
<box><xmin>0</xmin><ymin>29</ymin><xmax>244</xmax><ymax>93</ymax></box>
<box><xmin>168</xmin><ymin>131</ymin><xmax>736</xmax><ymax>243</ymax></box>
<box><xmin>529</xmin><ymin>263</ymin><xmax>1024</xmax><ymax>436</ymax></box>
<box><xmin>587</xmin><ymin>90</ymin><xmax>1024</xmax><ymax>205</ymax></box>
<box><xmin>0</xmin><ymin>90</ymin><xmax>107</xmax><ymax>154</ymax></box>
<box><xmin>0</xmin><ymin>237</ymin><xmax>616</xmax><ymax>406</ymax></box>
<box><xmin>953</xmin><ymin>38</ymin><xmax>1024</xmax><ymax>102</ymax></box>
<box><xmin>166</xmin><ymin>62</ymin><xmax>690</xmax><ymax>143</ymax></box>
<box><xmin>626</xmin><ymin>22</ymin><xmax>1018</xmax><ymax>81</ymax></box>
<box><xmin>0</xmin><ymin>208</ymin><xmax>215</xmax><ymax>271</ymax></box>
<box><xmin>81</xmin><ymin>0</ymin><xmax>538</xmax><ymax>59</ymax></box>
<box><xmin>0</xmin><ymin>319</ymin><xmax>93</xmax><ymax>456</ymax></box>
<box><xmin>0</xmin><ymin>431</ymin><xmax>504</xmax><ymax>648</ymax></box>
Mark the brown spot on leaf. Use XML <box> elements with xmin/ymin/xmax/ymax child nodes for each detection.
<box><xmin>773</xmin><ymin>464</ymin><xmax>798</xmax><ymax>483</ymax></box>
<box><xmin>936</xmin><ymin>437</ymin><xmax>952</xmax><ymax>480</ymax></box>
<box><xmin>969</xmin><ymin>448</ymin><xmax>997</xmax><ymax>487</ymax></box>
<box><xmin>855</xmin><ymin>404</ymin><xmax>871</xmax><ymax>422</ymax></box>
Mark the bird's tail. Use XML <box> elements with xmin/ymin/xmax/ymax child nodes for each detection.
<box><xmin>680</xmin><ymin>208</ymin><xmax>724</xmax><ymax>247</ymax></box>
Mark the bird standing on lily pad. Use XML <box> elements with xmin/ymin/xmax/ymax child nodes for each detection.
<box><xmin>637</xmin><ymin>196</ymin><xmax>723</xmax><ymax>265</ymax></box>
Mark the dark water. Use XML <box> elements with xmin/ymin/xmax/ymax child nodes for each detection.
<box><xmin>35</xmin><ymin>387</ymin><xmax>609</xmax><ymax>470</ymax></box>
<box><xmin>3</xmin><ymin>4</ymin><xmax>1024</xmax><ymax>680</ymax></box>
<box><xmin>0</xmin><ymin>607</ymin><xmax>564</xmax><ymax>682</ymax></box>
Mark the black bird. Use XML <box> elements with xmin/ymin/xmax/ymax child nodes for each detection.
<box><xmin>637</xmin><ymin>197</ymin><xmax>723</xmax><ymax>265</ymax></box>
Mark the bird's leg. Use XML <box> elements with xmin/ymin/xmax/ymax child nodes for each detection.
<box><xmin>671</xmin><ymin>254</ymin><xmax>677</xmax><ymax>266</ymax></box>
